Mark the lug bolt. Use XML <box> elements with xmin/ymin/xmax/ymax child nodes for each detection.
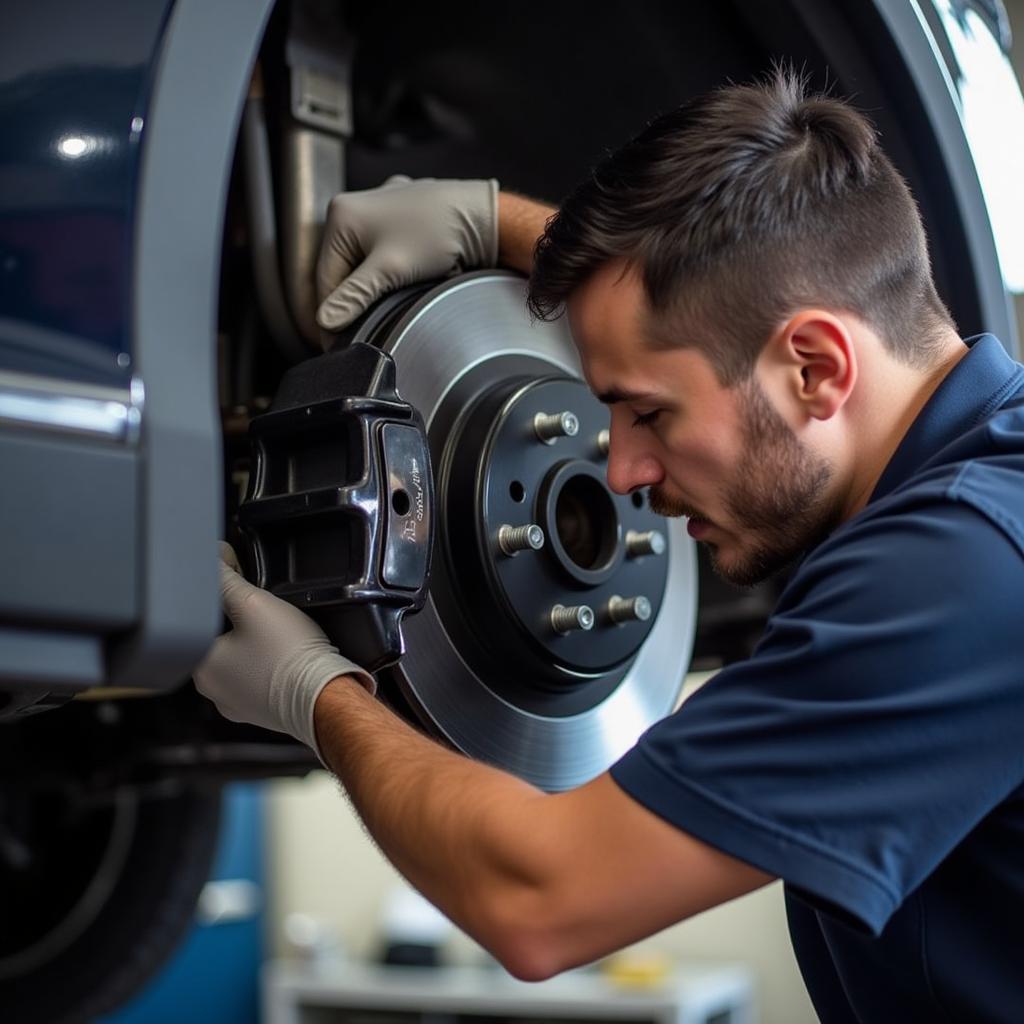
<box><xmin>550</xmin><ymin>604</ymin><xmax>595</xmax><ymax>635</ymax></box>
<box><xmin>597</xmin><ymin>428</ymin><xmax>610</xmax><ymax>456</ymax></box>
<box><xmin>498</xmin><ymin>523</ymin><xmax>545</xmax><ymax>557</ymax></box>
<box><xmin>625</xmin><ymin>529</ymin><xmax>666</xmax><ymax>558</ymax></box>
<box><xmin>534</xmin><ymin>410</ymin><xmax>579</xmax><ymax>444</ymax></box>
<box><xmin>606</xmin><ymin>595</ymin><xmax>652</xmax><ymax>624</ymax></box>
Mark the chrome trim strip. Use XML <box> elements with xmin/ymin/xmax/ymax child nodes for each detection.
<box><xmin>0</xmin><ymin>370</ymin><xmax>143</xmax><ymax>444</ymax></box>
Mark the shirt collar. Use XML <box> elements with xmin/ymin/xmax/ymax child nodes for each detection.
<box><xmin>870</xmin><ymin>334</ymin><xmax>1024</xmax><ymax>503</ymax></box>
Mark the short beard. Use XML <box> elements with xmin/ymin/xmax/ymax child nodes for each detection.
<box><xmin>651</xmin><ymin>379</ymin><xmax>842</xmax><ymax>587</ymax></box>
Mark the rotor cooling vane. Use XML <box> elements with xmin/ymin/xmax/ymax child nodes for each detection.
<box><xmin>241</xmin><ymin>272</ymin><xmax>697</xmax><ymax>791</ymax></box>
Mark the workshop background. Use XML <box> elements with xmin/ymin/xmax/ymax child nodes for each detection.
<box><xmin>96</xmin><ymin>4</ymin><xmax>1024</xmax><ymax>1023</ymax></box>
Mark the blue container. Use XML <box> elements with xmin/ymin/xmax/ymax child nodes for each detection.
<box><xmin>99</xmin><ymin>784</ymin><xmax>266</xmax><ymax>1024</ymax></box>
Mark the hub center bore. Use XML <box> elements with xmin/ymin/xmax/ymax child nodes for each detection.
<box><xmin>538</xmin><ymin>459</ymin><xmax>623</xmax><ymax>588</ymax></box>
<box><xmin>443</xmin><ymin>375</ymin><xmax>671</xmax><ymax>677</ymax></box>
<box><xmin>556</xmin><ymin>474</ymin><xmax>618</xmax><ymax>572</ymax></box>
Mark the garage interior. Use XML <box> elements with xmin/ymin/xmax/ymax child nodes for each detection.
<box><xmin>116</xmin><ymin>3</ymin><xmax>1024</xmax><ymax>1021</ymax></box>
<box><xmin>3</xmin><ymin>0</ymin><xmax>1024</xmax><ymax>1022</ymax></box>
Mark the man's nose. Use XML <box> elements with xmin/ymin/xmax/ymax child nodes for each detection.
<box><xmin>605</xmin><ymin>425</ymin><xmax>663</xmax><ymax>496</ymax></box>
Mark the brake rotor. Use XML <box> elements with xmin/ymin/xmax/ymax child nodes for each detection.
<box><xmin>364</xmin><ymin>272</ymin><xmax>697</xmax><ymax>791</ymax></box>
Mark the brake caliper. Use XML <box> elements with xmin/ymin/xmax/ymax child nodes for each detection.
<box><xmin>238</xmin><ymin>342</ymin><xmax>433</xmax><ymax>672</ymax></box>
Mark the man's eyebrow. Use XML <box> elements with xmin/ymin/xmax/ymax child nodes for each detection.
<box><xmin>594</xmin><ymin>388</ymin><xmax>655</xmax><ymax>405</ymax></box>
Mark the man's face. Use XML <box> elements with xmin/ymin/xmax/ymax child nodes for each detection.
<box><xmin>567</xmin><ymin>262</ymin><xmax>844</xmax><ymax>587</ymax></box>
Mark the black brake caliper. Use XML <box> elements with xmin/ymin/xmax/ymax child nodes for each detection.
<box><xmin>238</xmin><ymin>342</ymin><xmax>433</xmax><ymax>672</ymax></box>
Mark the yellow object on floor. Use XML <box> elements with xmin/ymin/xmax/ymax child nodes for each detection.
<box><xmin>600</xmin><ymin>951</ymin><xmax>673</xmax><ymax>988</ymax></box>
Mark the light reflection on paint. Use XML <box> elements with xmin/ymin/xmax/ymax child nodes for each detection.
<box><xmin>54</xmin><ymin>133</ymin><xmax>117</xmax><ymax>161</ymax></box>
<box><xmin>57</xmin><ymin>135</ymin><xmax>90</xmax><ymax>158</ymax></box>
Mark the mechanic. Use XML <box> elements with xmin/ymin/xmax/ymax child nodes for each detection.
<box><xmin>196</xmin><ymin>71</ymin><xmax>1024</xmax><ymax>1022</ymax></box>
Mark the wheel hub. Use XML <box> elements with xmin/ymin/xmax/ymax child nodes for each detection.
<box><xmin>445</xmin><ymin>375</ymin><xmax>670</xmax><ymax>678</ymax></box>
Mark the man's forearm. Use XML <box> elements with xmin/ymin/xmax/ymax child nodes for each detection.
<box><xmin>313</xmin><ymin>676</ymin><xmax>561</xmax><ymax>974</ymax></box>
<box><xmin>497</xmin><ymin>192</ymin><xmax>555</xmax><ymax>274</ymax></box>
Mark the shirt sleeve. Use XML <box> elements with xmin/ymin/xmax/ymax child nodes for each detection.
<box><xmin>610</xmin><ymin>494</ymin><xmax>1024</xmax><ymax>936</ymax></box>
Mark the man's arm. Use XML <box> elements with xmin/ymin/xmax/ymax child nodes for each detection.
<box><xmin>316</xmin><ymin>179</ymin><xmax>555</xmax><ymax>334</ymax></box>
<box><xmin>195</xmin><ymin>553</ymin><xmax>772</xmax><ymax>980</ymax></box>
<box><xmin>498</xmin><ymin>191</ymin><xmax>556</xmax><ymax>274</ymax></box>
<box><xmin>314</xmin><ymin>676</ymin><xmax>773</xmax><ymax>980</ymax></box>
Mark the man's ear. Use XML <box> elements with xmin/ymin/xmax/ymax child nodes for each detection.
<box><xmin>761</xmin><ymin>311</ymin><xmax>856</xmax><ymax>422</ymax></box>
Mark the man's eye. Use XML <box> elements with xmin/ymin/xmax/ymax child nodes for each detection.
<box><xmin>631</xmin><ymin>409</ymin><xmax>661</xmax><ymax>429</ymax></box>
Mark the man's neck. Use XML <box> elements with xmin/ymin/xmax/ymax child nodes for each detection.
<box><xmin>842</xmin><ymin>333</ymin><xmax>968</xmax><ymax>520</ymax></box>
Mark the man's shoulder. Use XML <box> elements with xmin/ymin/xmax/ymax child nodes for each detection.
<box><xmin>845</xmin><ymin>387</ymin><xmax>1024</xmax><ymax>559</ymax></box>
<box><xmin>886</xmin><ymin>398</ymin><xmax>1024</xmax><ymax>558</ymax></box>
<box><xmin>789</xmin><ymin>452</ymin><xmax>1024</xmax><ymax>614</ymax></box>
<box><xmin>943</xmin><ymin>458</ymin><xmax>1024</xmax><ymax>557</ymax></box>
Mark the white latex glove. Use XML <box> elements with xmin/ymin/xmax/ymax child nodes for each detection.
<box><xmin>315</xmin><ymin>175</ymin><xmax>499</xmax><ymax>336</ymax></box>
<box><xmin>194</xmin><ymin>543</ymin><xmax>375</xmax><ymax>757</ymax></box>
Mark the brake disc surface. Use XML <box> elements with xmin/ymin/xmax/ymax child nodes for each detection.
<box><xmin>371</xmin><ymin>272</ymin><xmax>697</xmax><ymax>791</ymax></box>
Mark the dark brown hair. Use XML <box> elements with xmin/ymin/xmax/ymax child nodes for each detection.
<box><xmin>528</xmin><ymin>69</ymin><xmax>955</xmax><ymax>385</ymax></box>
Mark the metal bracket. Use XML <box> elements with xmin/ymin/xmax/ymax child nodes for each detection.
<box><xmin>280</xmin><ymin>0</ymin><xmax>356</xmax><ymax>344</ymax></box>
<box><xmin>286</xmin><ymin>0</ymin><xmax>355</xmax><ymax>137</ymax></box>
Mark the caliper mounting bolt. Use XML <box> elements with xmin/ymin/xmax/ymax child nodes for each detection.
<box><xmin>625</xmin><ymin>528</ymin><xmax>666</xmax><ymax>558</ymax></box>
<box><xmin>534</xmin><ymin>410</ymin><xmax>579</xmax><ymax>444</ymax></box>
<box><xmin>550</xmin><ymin>604</ymin><xmax>595</xmax><ymax>635</ymax></box>
<box><xmin>606</xmin><ymin>594</ymin><xmax>652</xmax><ymax>624</ymax></box>
<box><xmin>597</xmin><ymin>428</ymin><xmax>610</xmax><ymax>457</ymax></box>
<box><xmin>498</xmin><ymin>523</ymin><xmax>545</xmax><ymax>557</ymax></box>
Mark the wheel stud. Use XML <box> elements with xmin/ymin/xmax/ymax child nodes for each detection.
<box><xmin>597</xmin><ymin>428</ymin><xmax>610</xmax><ymax>456</ymax></box>
<box><xmin>550</xmin><ymin>604</ymin><xmax>595</xmax><ymax>634</ymax></box>
<box><xmin>498</xmin><ymin>523</ymin><xmax>545</xmax><ymax>556</ymax></box>
<box><xmin>625</xmin><ymin>528</ymin><xmax>666</xmax><ymax>558</ymax></box>
<box><xmin>534</xmin><ymin>410</ymin><xmax>579</xmax><ymax>444</ymax></box>
<box><xmin>605</xmin><ymin>595</ymin><xmax>652</xmax><ymax>624</ymax></box>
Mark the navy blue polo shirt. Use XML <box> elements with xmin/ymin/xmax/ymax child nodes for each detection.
<box><xmin>610</xmin><ymin>334</ymin><xmax>1024</xmax><ymax>1023</ymax></box>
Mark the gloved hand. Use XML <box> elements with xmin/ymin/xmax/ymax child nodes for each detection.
<box><xmin>194</xmin><ymin>544</ymin><xmax>375</xmax><ymax>757</ymax></box>
<box><xmin>315</xmin><ymin>175</ymin><xmax>499</xmax><ymax>335</ymax></box>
